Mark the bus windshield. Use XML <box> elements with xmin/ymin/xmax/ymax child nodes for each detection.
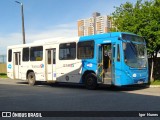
<box><xmin>123</xmin><ymin>35</ymin><xmax>147</xmax><ymax>68</ymax></box>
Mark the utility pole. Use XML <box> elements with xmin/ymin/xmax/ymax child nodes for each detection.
<box><xmin>15</xmin><ymin>1</ymin><xmax>26</xmax><ymax>44</ymax></box>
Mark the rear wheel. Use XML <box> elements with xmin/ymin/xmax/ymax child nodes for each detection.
<box><xmin>28</xmin><ymin>72</ymin><xmax>36</xmax><ymax>86</ymax></box>
<box><xmin>85</xmin><ymin>73</ymin><xmax>97</xmax><ymax>90</ymax></box>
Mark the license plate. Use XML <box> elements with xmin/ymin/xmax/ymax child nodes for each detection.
<box><xmin>137</xmin><ymin>81</ymin><xmax>144</xmax><ymax>84</ymax></box>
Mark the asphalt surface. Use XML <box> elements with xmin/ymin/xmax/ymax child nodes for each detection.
<box><xmin>0</xmin><ymin>79</ymin><xmax>160</xmax><ymax>120</ymax></box>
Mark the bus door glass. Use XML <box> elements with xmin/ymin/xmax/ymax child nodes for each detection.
<box><xmin>97</xmin><ymin>44</ymin><xmax>103</xmax><ymax>83</ymax></box>
<box><xmin>103</xmin><ymin>44</ymin><xmax>112</xmax><ymax>84</ymax></box>
<box><xmin>13</xmin><ymin>52</ymin><xmax>21</xmax><ymax>79</ymax></box>
<box><xmin>46</xmin><ymin>49</ymin><xmax>56</xmax><ymax>81</ymax></box>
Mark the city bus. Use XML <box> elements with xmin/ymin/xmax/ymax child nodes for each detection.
<box><xmin>7</xmin><ymin>32</ymin><xmax>148</xmax><ymax>89</ymax></box>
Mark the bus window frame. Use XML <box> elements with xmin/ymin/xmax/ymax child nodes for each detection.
<box><xmin>77</xmin><ymin>40</ymin><xmax>94</xmax><ymax>59</ymax></box>
<box><xmin>30</xmin><ymin>46</ymin><xmax>43</xmax><ymax>61</ymax></box>
<box><xmin>8</xmin><ymin>49</ymin><xmax>12</xmax><ymax>62</ymax></box>
<box><xmin>22</xmin><ymin>47</ymin><xmax>29</xmax><ymax>62</ymax></box>
<box><xmin>59</xmin><ymin>42</ymin><xmax>76</xmax><ymax>60</ymax></box>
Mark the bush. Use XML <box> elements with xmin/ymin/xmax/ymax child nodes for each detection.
<box><xmin>150</xmin><ymin>80</ymin><xmax>160</xmax><ymax>85</ymax></box>
<box><xmin>0</xmin><ymin>73</ymin><xmax>7</xmax><ymax>75</ymax></box>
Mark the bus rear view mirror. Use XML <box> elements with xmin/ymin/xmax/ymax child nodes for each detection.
<box><xmin>123</xmin><ymin>43</ymin><xmax>126</xmax><ymax>50</ymax></box>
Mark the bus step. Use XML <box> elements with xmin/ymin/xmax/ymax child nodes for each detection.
<box><xmin>103</xmin><ymin>78</ymin><xmax>112</xmax><ymax>84</ymax></box>
<box><xmin>104</xmin><ymin>73</ymin><xmax>111</xmax><ymax>78</ymax></box>
<box><xmin>104</xmin><ymin>78</ymin><xmax>112</xmax><ymax>80</ymax></box>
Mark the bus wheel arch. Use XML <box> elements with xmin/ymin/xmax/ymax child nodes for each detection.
<box><xmin>27</xmin><ymin>70</ymin><xmax>36</xmax><ymax>86</ymax></box>
<box><xmin>82</xmin><ymin>71</ymin><xmax>98</xmax><ymax>90</ymax></box>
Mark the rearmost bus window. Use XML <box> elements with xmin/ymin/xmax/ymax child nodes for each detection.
<box><xmin>30</xmin><ymin>46</ymin><xmax>43</xmax><ymax>61</ymax></box>
<box><xmin>8</xmin><ymin>49</ymin><xmax>12</xmax><ymax>62</ymax></box>
<box><xmin>77</xmin><ymin>40</ymin><xmax>94</xmax><ymax>59</ymax></box>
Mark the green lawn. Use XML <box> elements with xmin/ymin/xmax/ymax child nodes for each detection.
<box><xmin>150</xmin><ymin>80</ymin><xmax>160</xmax><ymax>85</ymax></box>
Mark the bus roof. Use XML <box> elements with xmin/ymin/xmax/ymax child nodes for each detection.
<box><xmin>79</xmin><ymin>32</ymin><xmax>136</xmax><ymax>41</ymax></box>
<box><xmin>7</xmin><ymin>32</ymin><xmax>138</xmax><ymax>49</ymax></box>
<box><xmin>7</xmin><ymin>37</ymin><xmax>79</xmax><ymax>49</ymax></box>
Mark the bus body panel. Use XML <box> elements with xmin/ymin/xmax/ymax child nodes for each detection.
<box><xmin>56</xmin><ymin>59</ymin><xmax>82</xmax><ymax>83</ymax></box>
<box><xmin>7</xmin><ymin>32</ymin><xmax>149</xmax><ymax>86</ymax></box>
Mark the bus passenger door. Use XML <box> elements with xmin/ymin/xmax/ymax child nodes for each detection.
<box><xmin>103</xmin><ymin>44</ymin><xmax>112</xmax><ymax>84</ymax></box>
<box><xmin>97</xmin><ymin>44</ymin><xmax>103</xmax><ymax>83</ymax></box>
<box><xmin>13</xmin><ymin>52</ymin><xmax>21</xmax><ymax>79</ymax></box>
<box><xmin>46</xmin><ymin>49</ymin><xmax>56</xmax><ymax>81</ymax></box>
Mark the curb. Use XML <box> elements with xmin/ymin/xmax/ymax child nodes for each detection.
<box><xmin>149</xmin><ymin>85</ymin><xmax>160</xmax><ymax>88</ymax></box>
<box><xmin>138</xmin><ymin>85</ymin><xmax>160</xmax><ymax>88</ymax></box>
<box><xmin>135</xmin><ymin>85</ymin><xmax>160</xmax><ymax>88</ymax></box>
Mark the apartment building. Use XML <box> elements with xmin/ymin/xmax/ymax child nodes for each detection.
<box><xmin>77</xmin><ymin>12</ymin><xmax>112</xmax><ymax>36</ymax></box>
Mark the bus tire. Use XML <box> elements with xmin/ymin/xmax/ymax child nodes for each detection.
<box><xmin>28</xmin><ymin>72</ymin><xmax>36</xmax><ymax>86</ymax></box>
<box><xmin>85</xmin><ymin>73</ymin><xmax>97</xmax><ymax>90</ymax></box>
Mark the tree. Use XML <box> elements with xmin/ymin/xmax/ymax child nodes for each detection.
<box><xmin>111</xmin><ymin>0</ymin><xmax>160</xmax><ymax>81</ymax></box>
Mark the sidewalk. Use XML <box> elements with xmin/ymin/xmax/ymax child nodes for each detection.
<box><xmin>149</xmin><ymin>85</ymin><xmax>160</xmax><ymax>88</ymax></box>
<box><xmin>0</xmin><ymin>78</ymin><xmax>26</xmax><ymax>85</ymax></box>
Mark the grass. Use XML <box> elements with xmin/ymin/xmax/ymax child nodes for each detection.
<box><xmin>150</xmin><ymin>80</ymin><xmax>160</xmax><ymax>85</ymax></box>
<box><xmin>0</xmin><ymin>73</ymin><xmax>8</xmax><ymax>78</ymax></box>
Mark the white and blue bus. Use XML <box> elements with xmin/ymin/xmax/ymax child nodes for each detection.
<box><xmin>7</xmin><ymin>32</ymin><xmax>148</xmax><ymax>89</ymax></box>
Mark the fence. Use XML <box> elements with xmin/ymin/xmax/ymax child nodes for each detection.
<box><xmin>0</xmin><ymin>55</ymin><xmax>6</xmax><ymax>63</ymax></box>
<box><xmin>0</xmin><ymin>55</ymin><xmax>7</xmax><ymax>73</ymax></box>
<box><xmin>0</xmin><ymin>63</ymin><xmax>7</xmax><ymax>74</ymax></box>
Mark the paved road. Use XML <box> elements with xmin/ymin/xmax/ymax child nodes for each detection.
<box><xmin>0</xmin><ymin>79</ymin><xmax>160</xmax><ymax>120</ymax></box>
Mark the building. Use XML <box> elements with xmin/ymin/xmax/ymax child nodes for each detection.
<box><xmin>77</xmin><ymin>12</ymin><xmax>112</xmax><ymax>36</ymax></box>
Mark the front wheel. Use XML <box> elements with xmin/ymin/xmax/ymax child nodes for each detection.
<box><xmin>85</xmin><ymin>73</ymin><xmax>98</xmax><ymax>90</ymax></box>
<box><xmin>28</xmin><ymin>72</ymin><xmax>36</xmax><ymax>86</ymax></box>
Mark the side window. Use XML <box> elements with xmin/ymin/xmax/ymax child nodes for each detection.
<box><xmin>30</xmin><ymin>46</ymin><xmax>43</xmax><ymax>61</ymax></box>
<box><xmin>23</xmin><ymin>47</ymin><xmax>29</xmax><ymax>61</ymax></box>
<box><xmin>8</xmin><ymin>49</ymin><xmax>12</xmax><ymax>62</ymax></box>
<box><xmin>59</xmin><ymin>42</ymin><xmax>76</xmax><ymax>60</ymax></box>
<box><xmin>77</xmin><ymin>40</ymin><xmax>94</xmax><ymax>59</ymax></box>
<box><xmin>117</xmin><ymin>44</ymin><xmax>120</xmax><ymax>61</ymax></box>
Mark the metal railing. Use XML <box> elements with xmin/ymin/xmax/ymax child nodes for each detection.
<box><xmin>0</xmin><ymin>55</ymin><xmax>6</xmax><ymax>63</ymax></box>
<box><xmin>0</xmin><ymin>55</ymin><xmax>7</xmax><ymax>73</ymax></box>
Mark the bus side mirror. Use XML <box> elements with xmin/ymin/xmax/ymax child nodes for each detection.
<box><xmin>118</xmin><ymin>37</ymin><xmax>122</xmax><ymax>40</ymax></box>
<box><xmin>123</xmin><ymin>43</ymin><xmax>126</xmax><ymax>50</ymax></box>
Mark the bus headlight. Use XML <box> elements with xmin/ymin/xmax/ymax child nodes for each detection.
<box><xmin>132</xmin><ymin>73</ymin><xmax>137</xmax><ymax>78</ymax></box>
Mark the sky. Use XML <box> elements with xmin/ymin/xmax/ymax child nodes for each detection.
<box><xmin>0</xmin><ymin>0</ymin><xmax>137</xmax><ymax>55</ymax></box>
